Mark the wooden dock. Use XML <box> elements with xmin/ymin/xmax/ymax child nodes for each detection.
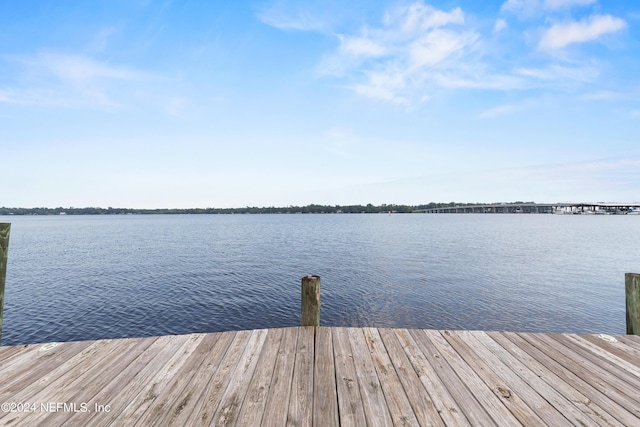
<box><xmin>1</xmin><ymin>327</ymin><xmax>639</xmax><ymax>426</ymax></box>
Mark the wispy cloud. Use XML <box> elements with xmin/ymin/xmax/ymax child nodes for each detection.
<box><xmin>493</xmin><ymin>19</ymin><xmax>508</xmax><ymax>32</ymax></box>
<box><xmin>1</xmin><ymin>52</ymin><xmax>150</xmax><ymax>108</ymax></box>
<box><xmin>0</xmin><ymin>87</ymin><xmax>83</xmax><ymax>108</ymax></box>
<box><xmin>515</xmin><ymin>63</ymin><xmax>599</xmax><ymax>83</ymax></box>
<box><xmin>538</xmin><ymin>15</ymin><xmax>627</xmax><ymax>50</ymax></box>
<box><xmin>264</xmin><ymin>0</ymin><xmax>631</xmax><ymax>105</ymax></box>
<box><xmin>544</xmin><ymin>0</ymin><xmax>596</xmax><ymax>8</ymax></box>
<box><xmin>477</xmin><ymin>104</ymin><xmax>518</xmax><ymax>118</ymax></box>
<box><xmin>23</xmin><ymin>52</ymin><xmax>144</xmax><ymax>84</ymax></box>
<box><xmin>256</xmin><ymin>2</ymin><xmax>330</xmax><ymax>32</ymax></box>
<box><xmin>316</xmin><ymin>3</ymin><xmax>481</xmax><ymax>103</ymax></box>
<box><xmin>338</xmin><ymin>35</ymin><xmax>388</xmax><ymax>57</ymax></box>
<box><xmin>580</xmin><ymin>90</ymin><xmax>624</xmax><ymax>101</ymax></box>
<box><xmin>501</xmin><ymin>0</ymin><xmax>596</xmax><ymax>17</ymax></box>
<box><xmin>86</xmin><ymin>26</ymin><xmax>120</xmax><ymax>53</ymax></box>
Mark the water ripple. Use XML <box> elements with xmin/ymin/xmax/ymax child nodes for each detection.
<box><xmin>1</xmin><ymin>214</ymin><xmax>637</xmax><ymax>345</ymax></box>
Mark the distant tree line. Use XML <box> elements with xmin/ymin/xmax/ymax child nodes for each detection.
<box><xmin>0</xmin><ymin>202</ymin><xmax>535</xmax><ymax>216</ymax></box>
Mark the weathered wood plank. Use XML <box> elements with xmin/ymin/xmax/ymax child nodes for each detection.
<box><xmin>0</xmin><ymin>340</ymin><xmax>94</xmax><ymax>401</ymax></box>
<box><xmin>460</xmin><ymin>332</ymin><xmax>568</xmax><ymax>427</ymax></box>
<box><xmin>235</xmin><ymin>328</ymin><xmax>284</xmax><ymax>427</ymax></box>
<box><xmin>472</xmin><ymin>331</ymin><xmax>601</xmax><ymax>426</ymax></box>
<box><xmin>429</xmin><ymin>330</ymin><xmax>522</xmax><ymax>426</ymax></box>
<box><xmin>286</xmin><ymin>326</ymin><xmax>314</xmax><ymax>427</ymax></box>
<box><xmin>0</xmin><ymin>339</ymin><xmax>116</xmax><ymax>405</ymax></box>
<box><xmin>363</xmin><ymin>327</ymin><xmax>420</xmax><ymax>426</ymax></box>
<box><xmin>565</xmin><ymin>334</ymin><xmax>640</xmax><ymax>377</ymax></box>
<box><xmin>377</xmin><ymin>328</ymin><xmax>445</xmax><ymax>427</ymax></box>
<box><xmin>518</xmin><ymin>332</ymin><xmax>640</xmax><ymax>420</ymax></box>
<box><xmin>475</xmin><ymin>331</ymin><xmax>624</xmax><ymax>427</ymax></box>
<box><xmin>429</xmin><ymin>331</ymin><xmax>519</xmax><ymax>425</ymax></box>
<box><xmin>83</xmin><ymin>334</ymin><xmax>199</xmax><ymax>427</ymax></box>
<box><xmin>621</xmin><ymin>334</ymin><xmax>640</xmax><ymax>346</ymax></box>
<box><xmin>550</xmin><ymin>333</ymin><xmax>640</xmax><ymax>394</ymax></box>
<box><xmin>394</xmin><ymin>329</ymin><xmax>471</xmax><ymax>426</ymax></box>
<box><xmin>0</xmin><ymin>343</ymin><xmax>33</xmax><ymax>366</ymax></box>
<box><xmin>501</xmin><ymin>331</ymin><xmax>639</xmax><ymax>426</ymax></box>
<box><xmin>186</xmin><ymin>330</ymin><xmax>252</xmax><ymax>426</ymax></box>
<box><xmin>1</xmin><ymin>327</ymin><xmax>639</xmax><ymax>426</ymax></box>
<box><xmin>262</xmin><ymin>327</ymin><xmax>298</xmax><ymax>426</ymax></box>
<box><xmin>442</xmin><ymin>331</ymin><xmax>544</xmax><ymax>426</ymax></box>
<box><xmin>498</xmin><ymin>331</ymin><xmax>639</xmax><ymax>427</ymax></box>
<box><xmin>610</xmin><ymin>335</ymin><xmax>640</xmax><ymax>357</ymax></box>
<box><xmin>160</xmin><ymin>331</ymin><xmax>236</xmax><ymax>427</ymax></box>
<box><xmin>0</xmin><ymin>337</ymin><xmax>145</xmax><ymax>426</ymax></box>
<box><xmin>348</xmin><ymin>327</ymin><xmax>394</xmax><ymax>427</ymax></box>
<box><xmin>132</xmin><ymin>333</ymin><xmax>222</xmax><ymax>427</ymax></box>
<box><xmin>579</xmin><ymin>334</ymin><xmax>640</xmax><ymax>369</ymax></box>
<box><xmin>410</xmin><ymin>329</ymin><xmax>496</xmax><ymax>426</ymax></box>
<box><xmin>313</xmin><ymin>327</ymin><xmax>339</xmax><ymax>427</ymax></box>
<box><xmin>111</xmin><ymin>334</ymin><xmax>206</xmax><ymax>425</ymax></box>
<box><xmin>332</xmin><ymin>327</ymin><xmax>367</xmax><ymax>427</ymax></box>
<box><xmin>30</xmin><ymin>336</ymin><xmax>159</xmax><ymax>427</ymax></box>
<box><xmin>210</xmin><ymin>328</ymin><xmax>269</xmax><ymax>427</ymax></box>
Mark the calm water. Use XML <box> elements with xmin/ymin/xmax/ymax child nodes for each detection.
<box><xmin>1</xmin><ymin>214</ymin><xmax>638</xmax><ymax>345</ymax></box>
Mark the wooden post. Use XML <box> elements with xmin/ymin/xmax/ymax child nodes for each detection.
<box><xmin>301</xmin><ymin>275</ymin><xmax>320</xmax><ymax>326</ymax></box>
<box><xmin>626</xmin><ymin>273</ymin><xmax>640</xmax><ymax>335</ymax></box>
<box><xmin>0</xmin><ymin>223</ymin><xmax>10</xmax><ymax>343</ymax></box>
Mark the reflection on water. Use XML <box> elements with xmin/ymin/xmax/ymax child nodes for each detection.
<box><xmin>2</xmin><ymin>213</ymin><xmax>639</xmax><ymax>345</ymax></box>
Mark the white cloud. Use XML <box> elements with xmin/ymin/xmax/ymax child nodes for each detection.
<box><xmin>408</xmin><ymin>29</ymin><xmax>477</xmax><ymax>69</ymax></box>
<box><xmin>501</xmin><ymin>0</ymin><xmax>537</xmax><ymax>16</ymax></box>
<box><xmin>432</xmin><ymin>73</ymin><xmax>524</xmax><ymax>90</ymax></box>
<box><xmin>268</xmin><ymin>1</ymin><xmax>628</xmax><ymax>105</ymax></box>
<box><xmin>1</xmin><ymin>52</ymin><xmax>149</xmax><ymax>108</ymax></box>
<box><xmin>494</xmin><ymin>19</ymin><xmax>508</xmax><ymax>32</ymax></box>
<box><xmin>515</xmin><ymin>64</ymin><xmax>599</xmax><ymax>85</ymax></box>
<box><xmin>544</xmin><ymin>0</ymin><xmax>596</xmax><ymax>9</ymax></box>
<box><xmin>256</xmin><ymin>4</ymin><xmax>329</xmax><ymax>32</ymax></box>
<box><xmin>477</xmin><ymin>104</ymin><xmax>517</xmax><ymax>118</ymax></box>
<box><xmin>350</xmin><ymin>69</ymin><xmax>410</xmax><ymax>105</ymax></box>
<box><xmin>339</xmin><ymin>36</ymin><xmax>387</xmax><ymax>57</ymax></box>
<box><xmin>317</xmin><ymin>2</ymin><xmax>480</xmax><ymax>104</ymax></box>
<box><xmin>0</xmin><ymin>87</ymin><xmax>80</xmax><ymax>107</ymax></box>
<box><xmin>31</xmin><ymin>53</ymin><xmax>142</xmax><ymax>84</ymax></box>
<box><xmin>383</xmin><ymin>3</ymin><xmax>464</xmax><ymax>33</ymax></box>
<box><xmin>539</xmin><ymin>15</ymin><xmax>627</xmax><ymax>50</ymax></box>
<box><xmin>501</xmin><ymin>0</ymin><xmax>596</xmax><ymax>17</ymax></box>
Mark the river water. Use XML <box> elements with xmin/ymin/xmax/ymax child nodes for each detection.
<box><xmin>1</xmin><ymin>213</ymin><xmax>638</xmax><ymax>345</ymax></box>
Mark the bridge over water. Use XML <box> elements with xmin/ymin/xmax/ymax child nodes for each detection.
<box><xmin>424</xmin><ymin>202</ymin><xmax>640</xmax><ymax>214</ymax></box>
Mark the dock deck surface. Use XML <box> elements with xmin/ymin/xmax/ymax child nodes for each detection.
<box><xmin>1</xmin><ymin>327</ymin><xmax>639</xmax><ymax>426</ymax></box>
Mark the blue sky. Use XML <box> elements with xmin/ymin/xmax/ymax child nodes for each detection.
<box><xmin>1</xmin><ymin>0</ymin><xmax>639</xmax><ymax>208</ymax></box>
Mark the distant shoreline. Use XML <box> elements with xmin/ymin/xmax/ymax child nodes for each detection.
<box><xmin>0</xmin><ymin>202</ymin><xmax>535</xmax><ymax>216</ymax></box>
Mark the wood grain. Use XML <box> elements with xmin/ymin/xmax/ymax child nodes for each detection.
<box><xmin>0</xmin><ymin>327</ymin><xmax>638</xmax><ymax>426</ymax></box>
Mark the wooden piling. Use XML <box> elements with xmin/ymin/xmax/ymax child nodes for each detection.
<box><xmin>0</xmin><ymin>223</ymin><xmax>10</xmax><ymax>343</ymax></box>
<box><xmin>626</xmin><ymin>273</ymin><xmax>640</xmax><ymax>335</ymax></box>
<box><xmin>301</xmin><ymin>275</ymin><xmax>320</xmax><ymax>326</ymax></box>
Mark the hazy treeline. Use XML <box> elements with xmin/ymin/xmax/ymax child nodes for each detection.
<box><xmin>0</xmin><ymin>202</ymin><xmax>534</xmax><ymax>216</ymax></box>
